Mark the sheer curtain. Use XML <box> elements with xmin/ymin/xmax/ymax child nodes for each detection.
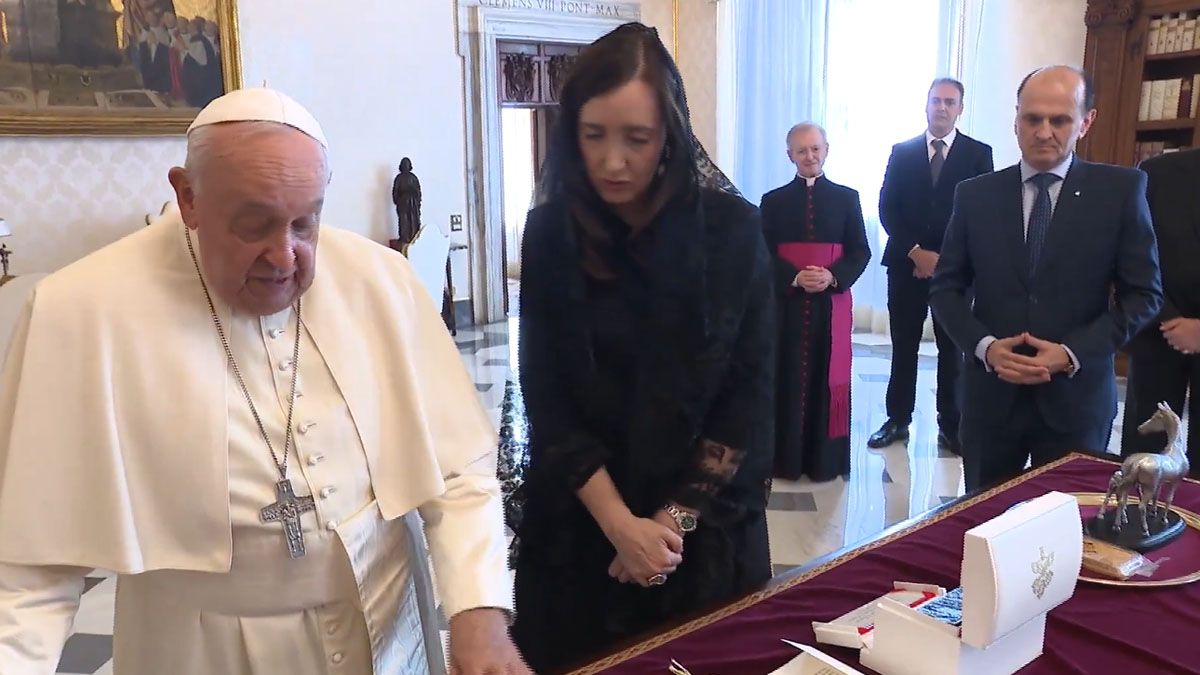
<box><xmin>724</xmin><ymin>0</ymin><xmax>962</xmax><ymax>331</ymax></box>
<box><xmin>822</xmin><ymin>0</ymin><xmax>959</xmax><ymax>331</ymax></box>
<box><xmin>729</xmin><ymin>0</ymin><xmax>829</xmax><ymax>207</ymax></box>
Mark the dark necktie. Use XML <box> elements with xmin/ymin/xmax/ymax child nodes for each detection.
<box><xmin>1026</xmin><ymin>172</ymin><xmax>1062</xmax><ymax>275</ymax></box>
<box><xmin>930</xmin><ymin>139</ymin><xmax>946</xmax><ymax>185</ymax></box>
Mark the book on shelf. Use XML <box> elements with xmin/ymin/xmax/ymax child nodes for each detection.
<box><xmin>1149</xmin><ymin>79</ymin><xmax>1168</xmax><ymax>120</ymax></box>
<box><xmin>1191</xmin><ymin>73</ymin><xmax>1200</xmax><ymax>117</ymax></box>
<box><xmin>1149</xmin><ymin>18</ymin><xmax>1164</xmax><ymax>55</ymax></box>
<box><xmin>1136</xmin><ymin>77</ymin><xmax>1200</xmax><ymax>121</ymax></box>
<box><xmin>1167</xmin><ymin>78</ymin><xmax>1183</xmax><ymax>119</ymax></box>
<box><xmin>1144</xmin><ymin>13</ymin><xmax>1200</xmax><ymax>54</ymax></box>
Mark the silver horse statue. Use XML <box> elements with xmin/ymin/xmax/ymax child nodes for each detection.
<box><xmin>1098</xmin><ymin>402</ymin><xmax>1189</xmax><ymax>536</ymax></box>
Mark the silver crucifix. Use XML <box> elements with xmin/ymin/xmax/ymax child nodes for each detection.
<box><xmin>260</xmin><ymin>479</ymin><xmax>317</xmax><ymax>559</ymax></box>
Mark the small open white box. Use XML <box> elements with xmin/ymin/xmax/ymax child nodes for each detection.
<box><xmin>860</xmin><ymin>491</ymin><xmax>1083</xmax><ymax>675</ymax></box>
<box><xmin>812</xmin><ymin>581</ymin><xmax>946</xmax><ymax>649</ymax></box>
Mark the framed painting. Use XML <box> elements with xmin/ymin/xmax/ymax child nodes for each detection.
<box><xmin>0</xmin><ymin>0</ymin><xmax>242</xmax><ymax>135</ymax></box>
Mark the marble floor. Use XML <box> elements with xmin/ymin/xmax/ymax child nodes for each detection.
<box><xmin>459</xmin><ymin>322</ymin><xmax>1135</xmax><ymax>576</ymax></box>
<box><xmin>56</xmin><ymin>320</ymin><xmax>1136</xmax><ymax>673</ymax></box>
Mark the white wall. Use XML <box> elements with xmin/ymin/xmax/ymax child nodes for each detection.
<box><xmin>959</xmin><ymin>0</ymin><xmax>1089</xmax><ymax>167</ymax></box>
<box><xmin>0</xmin><ymin>0</ymin><xmax>469</xmax><ymax>287</ymax></box>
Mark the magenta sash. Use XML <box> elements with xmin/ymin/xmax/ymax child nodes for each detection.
<box><xmin>778</xmin><ymin>242</ymin><xmax>851</xmax><ymax>438</ymax></box>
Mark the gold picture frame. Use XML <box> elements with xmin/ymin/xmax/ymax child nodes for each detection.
<box><xmin>0</xmin><ymin>0</ymin><xmax>242</xmax><ymax>136</ymax></box>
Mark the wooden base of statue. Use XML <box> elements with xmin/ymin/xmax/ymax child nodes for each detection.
<box><xmin>1086</xmin><ymin>506</ymin><xmax>1187</xmax><ymax>553</ymax></box>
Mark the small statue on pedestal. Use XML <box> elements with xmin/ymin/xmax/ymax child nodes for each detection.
<box><xmin>1091</xmin><ymin>402</ymin><xmax>1190</xmax><ymax>551</ymax></box>
<box><xmin>0</xmin><ymin>243</ymin><xmax>11</xmax><ymax>279</ymax></box>
<box><xmin>390</xmin><ymin>158</ymin><xmax>422</xmax><ymax>256</ymax></box>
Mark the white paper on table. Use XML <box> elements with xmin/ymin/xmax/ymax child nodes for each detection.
<box><xmin>769</xmin><ymin>640</ymin><xmax>865</xmax><ymax>675</ymax></box>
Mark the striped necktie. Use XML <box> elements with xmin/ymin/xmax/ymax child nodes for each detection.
<box><xmin>930</xmin><ymin>139</ymin><xmax>946</xmax><ymax>184</ymax></box>
<box><xmin>1026</xmin><ymin>172</ymin><xmax>1062</xmax><ymax>275</ymax></box>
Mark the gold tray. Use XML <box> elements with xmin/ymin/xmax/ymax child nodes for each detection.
<box><xmin>1071</xmin><ymin>492</ymin><xmax>1200</xmax><ymax>588</ymax></box>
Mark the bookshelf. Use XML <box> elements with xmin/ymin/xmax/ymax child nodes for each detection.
<box><xmin>1081</xmin><ymin>1</ymin><xmax>1200</xmax><ymax>166</ymax></box>
<box><xmin>1079</xmin><ymin>1</ymin><xmax>1200</xmax><ymax>378</ymax></box>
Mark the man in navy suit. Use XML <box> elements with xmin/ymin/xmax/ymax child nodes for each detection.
<box><xmin>931</xmin><ymin>66</ymin><xmax>1162</xmax><ymax>491</ymax></box>
<box><xmin>870</xmin><ymin>78</ymin><xmax>994</xmax><ymax>452</ymax></box>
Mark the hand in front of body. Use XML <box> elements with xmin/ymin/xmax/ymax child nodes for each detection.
<box><xmin>1162</xmin><ymin>318</ymin><xmax>1200</xmax><ymax>355</ymax></box>
<box><xmin>794</xmin><ymin>266</ymin><xmax>834</xmax><ymax>293</ymax></box>
<box><xmin>986</xmin><ymin>333</ymin><xmax>1073</xmax><ymax>384</ymax></box>
<box><xmin>909</xmin><ymin>247</ymin><xmax>939</xmax><ymax>279</ymax></box>
<box><xmin>605</xmin><ymin>514</ymin><xmax>683</xmax><ymax>587</ymax></box>
<box><xmin>447</xmin><ymin>608</ymin><xmax>533</xmax><ymax>675</ymax></box>
<box><xmin>985</xmin><ymin>334</ymin><xmax>1050</xmax><ymax>384</ymax></box>
<box><xmin>1021</xmin><ymin>334</ymin><xmax>1074</xmax><ymax>376</ymax></box>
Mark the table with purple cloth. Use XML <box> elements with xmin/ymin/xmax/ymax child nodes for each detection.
<box><xmin>573</xmin><ymin>454</ymin><xmax>1200</xmax><ymax>675</ymax></box>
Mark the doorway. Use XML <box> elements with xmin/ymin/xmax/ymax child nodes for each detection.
<box><xmin>500</xmin><ymin>104</ymin><xmax>558</xmax><ymax>317</ymax></box>
<box><xmin>458</xmin><ymin>2</ymin><xmax>637</xmax><ymax>325</ymax></box>
<box><xmin>497</xmin><ymin>40</ymin><xmax>573</xmax><ymax>317</ymax></box>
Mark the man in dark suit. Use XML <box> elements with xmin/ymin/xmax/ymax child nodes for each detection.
<box><xmin>931</xmin><ymin>66</ymin><xmax>1162</xmax><ymax>491</ymax></box>
<box><xmin>1121</xmin><ymin>149</ymin><xmax>1200</xmax><ymax>469</ymax></box>
<box><xmin>869</xmin><ymin>78</ymin><xmax>994</xmax><ymax>452</ymax></box>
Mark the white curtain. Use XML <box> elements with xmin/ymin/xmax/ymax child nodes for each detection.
<box><xmin>822</xmin><ymin>0</ymin><xmax>960</xmax><ymax>332</ymax></box>
<box><xmin>725</xmin><ymin>0</ymin><xmax>963</xmax><ymax>333</ymax></box>
<box><xmin>728</xmin><ymin>0</ymin><xmax>829</xmax><ymax>207</ymax></box>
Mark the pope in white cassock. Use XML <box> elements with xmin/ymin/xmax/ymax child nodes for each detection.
<box><xmin>0</xmin><ymin>88</ymin><xmax>532</xmax><ymax>675</ymax></box>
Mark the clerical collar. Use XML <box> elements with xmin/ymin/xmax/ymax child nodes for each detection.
<box><xmin>260</xmin><ymin>305</ymin><xmax>294</xmax><ymax>333</ymax></box>
<box><xmin>796</xmin><ymin>173</ymin><xmax>823</xmax><ymax>187</ymax></box>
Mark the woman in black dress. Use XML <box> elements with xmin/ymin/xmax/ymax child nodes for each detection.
<box><xmin>511</xmin><ymin>23</ymin><xmax>776</xmax><ymax>673</ymax></box>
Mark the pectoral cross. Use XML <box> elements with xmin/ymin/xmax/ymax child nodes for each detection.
<box><xmin>260</xmin><ymin>479</ymin><xmax>317</xmax><ymax>559</ymax></box>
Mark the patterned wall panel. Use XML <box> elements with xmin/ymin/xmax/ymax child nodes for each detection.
<box><xmin>677</xmin><ymin>1</ymin><xmax>719</xmax><ymax>154</ymax></box>
<box><xmin>637</xmin><ymin>0</ymin><xmax>719</xmax><ymax>154</ymax></box>
<box><xmin>0</xmin><ymin>137</ymin><xmax>184</xmax><ymax>274</ymax></box>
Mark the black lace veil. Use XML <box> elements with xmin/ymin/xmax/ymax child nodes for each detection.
<box><xmin>532</xmin><ymin>22</ymin><xmax>743</xmax><ymax>208</ymax></box>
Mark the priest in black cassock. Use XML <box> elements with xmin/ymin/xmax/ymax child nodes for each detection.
<box><xmin>762</xmin><ymin>123</ymin><xmax>871</xmax><ymax>481</ymax></box>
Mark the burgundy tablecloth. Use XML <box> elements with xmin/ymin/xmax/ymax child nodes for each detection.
<box><xmin>577</xmin><ymin>455</ymin><xmax>1200</xmax><ymax>674</ymax></box>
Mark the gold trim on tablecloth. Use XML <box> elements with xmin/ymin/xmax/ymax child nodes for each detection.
<box><xmin>570</xmin><ymin>453</ymin><xmax>1196</xmax><ymax>673</ymax></box>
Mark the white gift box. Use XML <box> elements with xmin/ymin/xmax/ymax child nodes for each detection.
<box><xmin>860</xmin><ymin>491</ymin><xmax>1083</xmax><ymax>675</ymax></box>
<box><xmin>811</xmin><ymin>582</ymin><xmax>946</xmax><ymax>649</ymax></box>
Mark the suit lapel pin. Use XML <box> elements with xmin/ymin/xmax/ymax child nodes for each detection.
<box><xmin>1074</xmin><ymin>191</ymin><xmax>1081</xmax><ymax>197</ymax></box>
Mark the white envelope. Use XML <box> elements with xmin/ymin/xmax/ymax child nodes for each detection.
<box><xmin>770</xmin><ymin>640</ymin><xmax>865</xmax><ymax>675</ymax></box>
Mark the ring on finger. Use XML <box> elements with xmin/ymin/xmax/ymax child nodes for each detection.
<box><xmin>647</xmin><ymin>573</ymin><xmax>668</xmax><ymax>586</ymax></box>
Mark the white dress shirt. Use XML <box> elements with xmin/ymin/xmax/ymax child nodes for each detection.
<box><xmin>926</xmin><ymin>127</ymin><xmax>958</xmax><ymax>160</ymax></box>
